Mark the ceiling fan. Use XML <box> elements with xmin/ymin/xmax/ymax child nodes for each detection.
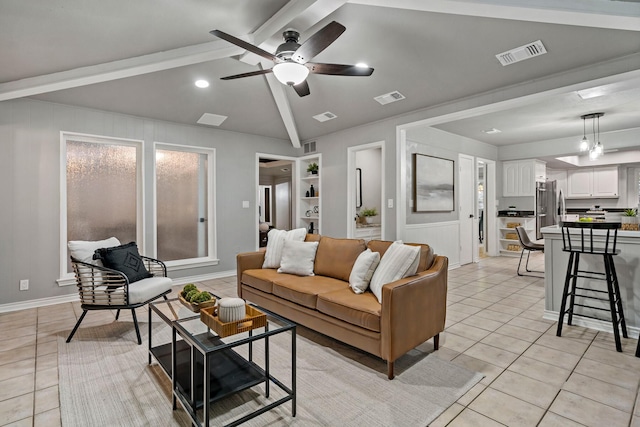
<box><xmin>210</xmin><ymin>21</ymin><xmax>374</xmax><ymax>97</ymax></box>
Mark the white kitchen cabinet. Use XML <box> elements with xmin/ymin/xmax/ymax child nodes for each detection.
<box><xmin>592</xmin><ymin>166</ymin><xmax>619</xmax><ymax>197</ymax></box>
<box><xmin>566</xmin><ymin>166</ymin><xmax>618</xmax><ymax>198</ymax></box>
<box><xmin>503</xmin><ymin>160</ymin><xmax>546</xmax><ymax>197</ymax></box>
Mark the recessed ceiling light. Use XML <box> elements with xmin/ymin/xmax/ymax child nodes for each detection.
<box><xmin>483</xmin><ymin>128</ymin><xmax>502</xmax><ymax>134</ymax></box>
<box><xmin>355</xmin><ymin>62</ymin><xmax>369</xmax><ymax>68</ymax></box>
<box><xmin>195</xmin><ymin>79</ymin><xmax>209</xmax><ymax>88</ymax></box>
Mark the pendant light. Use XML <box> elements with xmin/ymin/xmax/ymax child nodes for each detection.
<box><xmin>580</xmin><ymin>112</ymin><xmax>604</xmax><ymax>160</ymax></box>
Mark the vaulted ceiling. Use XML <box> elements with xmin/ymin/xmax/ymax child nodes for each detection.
<box><xmin>2</xmin><ymin>0</ymin><xmax>639</xmax><ymax>147</ymax></box>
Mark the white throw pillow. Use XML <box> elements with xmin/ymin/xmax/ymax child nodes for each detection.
<box><xmin>349</xmin><ymin>249</ymin><xmax>381</xmax><ymax>294</ymax></box>
<box><xmin>369</xmin><ymin>241</ymin><xmax>421</xmax><ymax>303</ymax></box>
<box><xmin>262</xmin><ymin>228</ymin><xmax>307</xmax><ymax>269</ymax></box>
<box><xmin>277</xmin><ymin>240</ymin><xmax>319</xmax><ymax>276</ymax></box>
<box><xmin>68</xmin><ymin>237</ymin><xmax>121</xmax><ymax>265</ymax></box>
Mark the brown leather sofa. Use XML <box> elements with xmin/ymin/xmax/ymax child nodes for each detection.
<box><xmin>236</xmin><ymin>235</ymin><xmax>448</xmax><ymax>379</ymax></box>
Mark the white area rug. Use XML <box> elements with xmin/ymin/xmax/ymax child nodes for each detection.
<box><xmin>59</xmin><ymin>319</ymin><xmax>482</xmax><ymax>426</ymax></box>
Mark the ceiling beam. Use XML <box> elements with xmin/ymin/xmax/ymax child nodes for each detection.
<box><xmin>348</xmin><ymin>0</ymin><xmax>640</xmax><ymax>31</ymax></box>
<box><xmin>240</xmin><ymin>0</ymin><xmax>318</xmax><ymax>65</ymax></box>
<box><xmin>0</xmin><ymin>41</ymin><xmax>243</xmax><ymax>102</ymax></box>
<box><xmin>264</xmin><ymin>65</ymin><xmax>302</xmax><ymax>148</ymax></box>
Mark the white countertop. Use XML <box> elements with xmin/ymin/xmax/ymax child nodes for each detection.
<box><xmin>541</xmin><ymin>225</ymin><xmax>640</xmax><ymax>238</ymax></box>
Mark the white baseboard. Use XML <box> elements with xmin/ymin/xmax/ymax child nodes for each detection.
<box><xmin>0</xmin><ymin>293</ymin><xmax>80</xmax><ymax>314</ymax></box>
<box><xmin>0</xmin><ymin>270</ymin><xmax>236</xmax><ymax>314</ymax></box>
<box><xmin>544</xmin><ymin>309</ymin><xmax>640</xmax><ymax>339</ymax></box>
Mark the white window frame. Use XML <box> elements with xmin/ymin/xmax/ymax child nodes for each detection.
<box><xmin>58</xmin><ymin>131</ymin><xmax>144</xmax><ymax>286</ymax></box>
<box><xmin>153</xmin><ymin>142</ymin><xmax>218</xmax><ymax>270</ymax></box>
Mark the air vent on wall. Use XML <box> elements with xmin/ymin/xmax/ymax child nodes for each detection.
<box><xmin>496</xmin><ymin>40</ymin><xmax>547</xmax><ymax>66</ymax></box>
<box><xmin>374</xmin><ymin>91</ymin><xmax>405</xmax><ymax>105</ymax></box>
<box><xmin>303</xmin><ymin>141</ymin><xmax>316</xmax><ymax>154</ymax></box>
<box><xmin>313</xmin><ymin>111</ymin><xmax>337</xmax><ymax>122</ymax></box>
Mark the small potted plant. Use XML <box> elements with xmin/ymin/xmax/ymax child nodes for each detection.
<box><xmin>621</xmin><ymin>208</ymin><xmax>638</xmax><ymax>230</ymax></box>
<box><xmin>361</xmin><ymin>207</ymin><xmax>378</xmax><ymax>224</ymax></box>
<box><xmin>307</xmin><ymin>162</ymin><xmax>318</xmax><ymax>175</ymax></box>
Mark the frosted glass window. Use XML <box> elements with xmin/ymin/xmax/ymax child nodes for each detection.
<box><xmin>156</xmin><ymin>149</ymin><xmax>209</xmax><ymax>261</ymax></box>
<box><xmin>66</xmin><ymin>140</ymin><xmax>138</xmax><ymax>268</ymax></box>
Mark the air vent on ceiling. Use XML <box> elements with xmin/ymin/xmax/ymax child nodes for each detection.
<box><xmin>196</xmin><ymin>113</ymin><xmax>227</xmax><ymax>127</ymax></box>
<box><xmin>374</xmin><ymin>91</ymin><xmax>406</xmax><ymax>105</ymax></box>
<box><xmin>496</xmin><ymin>40</ymin><xmax>547</xmax><ymax>66</ymax></box>
<box><xmin>313</xmin><ymin>111</ymin><xmax>337</xmax><ymax>122</ymax></box>
<box><xmin>303</xmin><ymin>141</ymin><xmax>316</xmax><ymax>154</ymax></box>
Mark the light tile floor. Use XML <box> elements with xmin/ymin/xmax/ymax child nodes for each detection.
<box><xmin>1</xmin><ymin>255</ymin><xmax>640</xmax><ymax>426</ymax></box>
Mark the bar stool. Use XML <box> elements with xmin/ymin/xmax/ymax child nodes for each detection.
<box><xmin>556</xmin><ymin>221</ymin><xmax>627</xmax><ymax>352</ymax></box>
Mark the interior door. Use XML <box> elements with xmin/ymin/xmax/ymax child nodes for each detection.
<box><xmin>459</xmin><ymin>154</ymin><xmax>475</xmax><ymax>265</ymax></box>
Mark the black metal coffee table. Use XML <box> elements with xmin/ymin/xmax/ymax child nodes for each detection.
<box><xmin>148</xmin><ymin>297</ymin><xmax>296</xmax><ymax>427</ymax></box>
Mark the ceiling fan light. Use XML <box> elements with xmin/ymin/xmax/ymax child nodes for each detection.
<box><xmin>272</xmin><ymin>62</ymin><xmax>309</xmax><ymax>86</ymax></box>
<box><xmin>579</xmin><ymin>137</ymin><xmax>589</xmax><ymax>152</ymax></box>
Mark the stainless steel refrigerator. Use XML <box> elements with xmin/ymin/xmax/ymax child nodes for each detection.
<box><xmin>536</xmin><ymin>181</ymin><xmax>557</xmax><ymax>240</ymax></box>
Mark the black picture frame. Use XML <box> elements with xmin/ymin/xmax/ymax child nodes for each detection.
<box><xmin>413</xmin><ymin>153</ymin><xmax>454</xmax><ymax>212</ymax></box>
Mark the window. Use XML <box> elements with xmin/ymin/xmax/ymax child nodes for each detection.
<box><xmin>154</xmin><ymin>144</ymin><xmax>216</xmax><ymax>266</ymax></box>
<box><xmin>60</xmin><ymin>134</ymin><xmax>217</xmax><ymax>284</ymax></box>
<box><xmin>60</xmin><ymin>133</ymin><xmax>142</xmax><ymax>281</ymax></box>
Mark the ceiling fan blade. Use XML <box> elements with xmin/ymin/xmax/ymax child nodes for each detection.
<box><xmin>220</xmin><ymin>69</ymin><xmax>273</xmax><ymax>80</ymax></box>
<box><xmin>292</xmin><ymin>21</ymin><xmax>346</xmax><ymax>64</ymax></box>
<box><xmin>292</xmin><ymin>80</ymin><xmax>311</xmax><ymax>97</ymax></box>
<box><xmin>307</xmin><ymin>63</ymin><xmax>374</xmax><ymax>76</ymax></box>
<box><xmin>210</xmin><ymin>29</ymin><xmax>280</xmax><ymax>63</ymax></box>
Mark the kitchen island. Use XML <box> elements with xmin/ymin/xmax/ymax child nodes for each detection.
<box><xmin>541</xmin><ymin>224</ymin><xmax>640</xmax><ymax>335</ymax></box>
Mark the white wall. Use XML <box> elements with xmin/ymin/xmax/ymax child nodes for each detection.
<box><xmin>0</xmin><ymin>98</ymin><xmax>298</xmax><ymax>305</ymax></box>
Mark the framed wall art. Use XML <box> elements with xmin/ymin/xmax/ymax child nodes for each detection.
<box><xmin>413</xmin><ymin>153</ymin><xmax>454</xmax><ymax>212</ymax></box>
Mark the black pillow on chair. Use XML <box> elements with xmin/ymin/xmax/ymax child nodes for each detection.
<box><xmin>94</xmin><ymin>242</ymin><xmax>152</xmax><ymax>285</ymax></box>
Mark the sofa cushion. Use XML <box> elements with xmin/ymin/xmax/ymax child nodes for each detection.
<box><xmin>242</xmin><ymin>268</ymin><xmax>281</xmax><ymax>294</ymax></box>
<box><xmin>272</xmin><ymin>274</ymin><xmax>348</xmax><ymax>309</ymax></box>
<box><xmin>277</xmin><ymin>240</ymin><xmax>319</xmax><ymax>276</ymax></box>
<box><xmin>262</xmin><ymin>228</ymin><xmax>307</xmax><ymax>269</ymax></box>
<box><xmin>314</xmin><ymin>236</ymin><xmax>366</xmax><ymax>282</ymax></box>
<box><xmin>367</xmin><ymin>240</ymin><xmax>434</xmax><ymax>273</ymax></box>
<box><xmin>369</xmin><ymin>241</ymin><xmax>421</xmax><ymax>304</ymax></box>
<box><xmin>317</xmin><ymin>288</ymin><xmax>381</xmax><ymax>332</ymax></box>
<box><xmin>349</xmin><ymin>249</ymin><xmax>380</xmax><ymax>294</ymax></box>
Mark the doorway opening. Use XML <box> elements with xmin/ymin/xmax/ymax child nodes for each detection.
<box><xmin>257</xmin><ymin>155</ymin><xmax>295</xmax><ymax>248</ymax></box>
<box><xmin>347</xmin><ymin>142</ymin><xmax>385</xmax><ymax>240</ymax></box>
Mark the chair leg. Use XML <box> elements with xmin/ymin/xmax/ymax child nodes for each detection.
<box><xmin>567</xmin><ymin>253</ymin><xmax>580</xmax><ymax>326</ymax></box>
<box><xmin>517</xmin><ymin>249</ymin><xmax>527</xmax><ymax>276</ymax></box>
<box><xmin>131</xmin><ymin>309</ymin><xmax>142</xmax><ymax>345</ymax></box>
<box><xmin>115</xmin><ymin>309</ymin><xmax>121</xmax><ymax>320</ymax></box>
<box><xmin>66</xmin><ymin>310</ymin><xmax>88</xmax><ymax>343</ymax></box>
<box><xmin>604</xmin><ymin>254</ymin><xmax>622</xmax><ymax>352</ymax></box>
<box><xmin>433</xmin><ymin>333</ymin><xmax>439</xmax><ymax>350</ymax></box>
<box><xmin>608</xmin><ymin>255</ymin><xmax>628</xmax><ymax>339</ymax></box>
<box><xmin>557</xmin><ymin>252</ymin><xmax>575</xmax><ymax>337</ymax></box>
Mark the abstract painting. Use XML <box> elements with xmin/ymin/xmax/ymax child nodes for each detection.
<box><xmin>413</xmin><ymin>154</ymin><xmax>454</xmax><ymax>212</ymax></box>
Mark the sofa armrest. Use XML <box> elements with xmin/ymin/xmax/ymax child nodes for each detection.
<box><xmin>236</xmin><ymin>251</ymin><xmax>266</xmax><ymax>296</ymax></box>
<box><xmin>380</xmin><ymin>255</ymin><xmax>448</xmax><ymax>362</ymax></box>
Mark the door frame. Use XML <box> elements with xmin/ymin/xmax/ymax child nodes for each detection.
<box><xmin>347</xmin><ymin>141</ymin><xmax>386</xmax><ymax>239</ymax></box>
<box><xmin>459</xmin><ymin>154</ymin><xmax>475</xmax><ymax>266</ymax></box>
<box><xmin>476</xmin><ymin>158</ymin><xmax>498</xmax><ymax>260</ymax></box>
<box><xmin>255</xmin><ymin>153</ymin><xmax>297</xmax><ymax>250</ymax></box>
